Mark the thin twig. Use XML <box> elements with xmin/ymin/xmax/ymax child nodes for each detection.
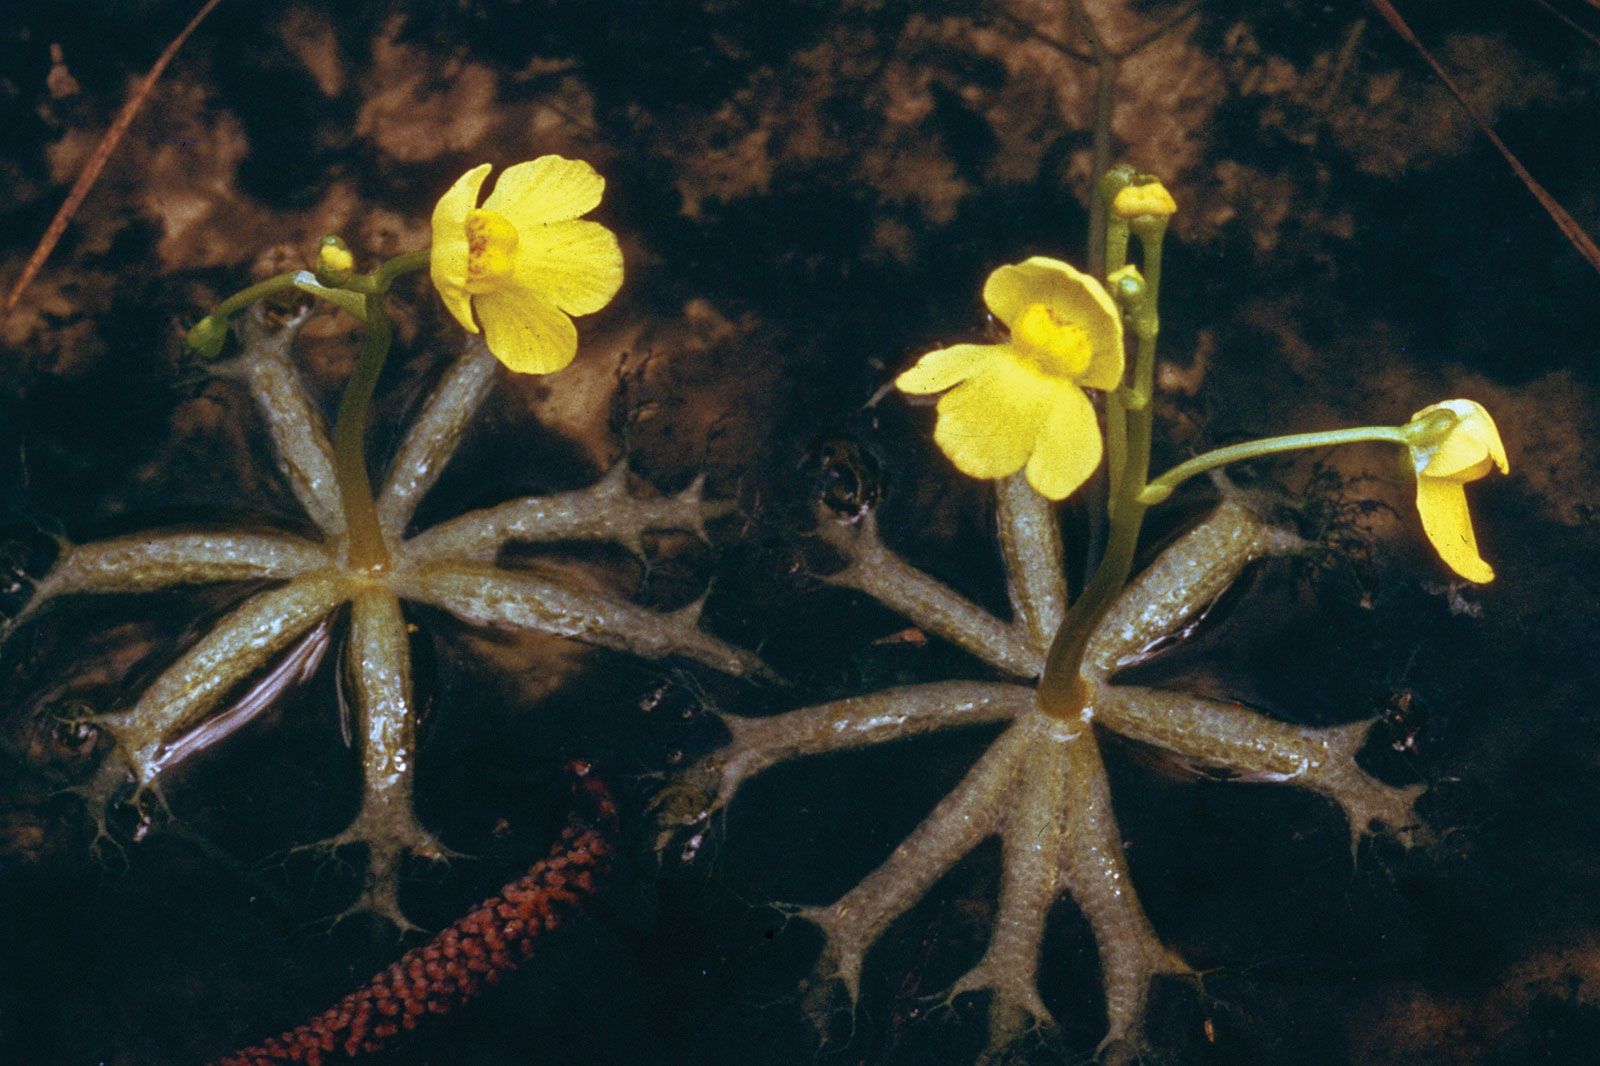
<box><xmin>1117</xmin><ymin>0</ymin><xmax>1204</xmax><ymax>59</ymax></box>
<box><xmin>1528</xmin><ymin>0</ymin><xmax>1600</xmax><ymax>49</ymax></box>
<box><xmin>4</xmin><ymin>0</ymin><xmax>226</xmax><ymax>315</ymax></box>
<box><xmin>1369</xmin><ymin>0</ymin><xmax>1600</xmax><ymax>276</ymax></box>
<box><xmin>992</xmin><ymin>11</ymin><xmax>1095</xmax><ymax>62</ymax></box>
<box><xmin>1063</xmin><ymin>0</ymin><xmax>1120</xmax><ymax>276</ymax></box>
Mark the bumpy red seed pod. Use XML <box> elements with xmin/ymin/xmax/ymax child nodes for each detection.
<box><xmin>212</xmin><ymin>762</ymin><xmax>618</xmax><ymax>1066</ymax></box>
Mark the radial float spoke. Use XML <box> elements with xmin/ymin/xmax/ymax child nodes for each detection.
<box><xmin>947</xmin><ymin>715</ymin><xmax>1077</xmax><ymax>1048</ymax></box>
<box><xmin>995</xmin><ymin>473</ymin><xmax>1067</xmax><ymax>648</ymax></box>
<box><xmin>705</xmin><ymin>682</ymin><xmax>1031</xmax><ymax>812</ymax></box>
<box><xmin>1054</xmin><ymin>727</ymin><xmax>1188</xmax><ymax>1050</ymax></box>
<box><xmin>227</xmin><ymin>315</ymin><xmax>347</xmax><ymax>538</ymax></box>
<box><xmin>803</xmin><ymin>720</ymin><xmax>1030</xmax><ymax>999</ymax></box>
<box><xmin>819</xmin><ymin>509</ymin><xmax>1041</xmax><ymax>679</ymax></box>
<box><xmin>1086</xmin><ymin>501</ymin><xmax>1301</xmax><ymax>676</ymax></box>
<box><xmin>1095</xmin><ymin>684</ymin><xmax>1421</xmax><ymax>847</ymax></box>
<box><xmin>395</xmin><ymin>560</ymin><xmax>766</xmax><ymax>677</ymax></box>
<box><xmin>403</xmin><ymin>462</ymin><xmax>709</xmax><ymax>563</ymax></box>
<box><xmin>317</xmin><ymin>586</ymin><xmax>451</xmax><ymax>931</ymax></box>
<box><xmin>100</xmin><ymin>570</ymin><xmax>347</xmax><ymax>784</ymax></box>
<box><xmin>377</xmin><ymin>337</ymin><xmax>499</xmax><ymax>538</ymax></box>
<box><xmin>9</xmin><ymin>531</ymin><xmax>329</xmax><ymax>636</ymax></box>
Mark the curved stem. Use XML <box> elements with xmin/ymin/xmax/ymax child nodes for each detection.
<box><xmin>345</xmin><ymin>249</ymin><xmax>431</xmax><ymax>294</ymax></box>
<box><xmin>1139</xmin><ymin>425</ymin><xmax>1410</xmax><ymax>506</ymax></box>
<box><xmin>334</xmin><ymin>294</ymin><xmax>393</xmax><ymax>570</ymax></box>
<box><xmin>213</xmin><ymin>272</ymin><xmax>301</xmax><ymax>318</ymax></box>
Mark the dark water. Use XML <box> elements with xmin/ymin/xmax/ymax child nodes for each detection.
<box><xmin>3</xmin><ymin>2</ymin><xmax>1600</xmax><ymax>1064</ymax></box>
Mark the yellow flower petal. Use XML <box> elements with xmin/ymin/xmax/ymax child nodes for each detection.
<box><xmin>512</xmin><ymin>219</ymin><xmax>624</xmax><ymax>316</ymax></box>
<box><xmin>932</xmin><ymin>356</ymin><xmax>1051</xmax><ymax>479</ymax></box>
<box><xmin>474</xmin><ymin>285</ymin><xmax>579</xmax><ymax>375</ymax></box>
<box><xmin>1411</xmin><ymin>399</ymin><xmax>1508</xmax><ymax>479</ymax></box>
<box><xmin>1024</xmin><ymin>380</ymin><xmax>1102</xmax><ymax>501</ymax></box>
<box><xmin>1111</xmin><ymin>181</ymin><xmax>1177</xmax><ymax>219</ymax></box>
<box><xmin>981</xmin><ymin>257</ymin><xmax>1123</xmax><ymax>389</ymax></box>
<box><xmin>1416</xmin><ymin>475</ymin><xmax>1494</xmax><ymax>583</ymax></box>
<box><xmin>430</xmin><ymin>163</ymin><xmax>492</xmax><ymax>333</ymax></box>
<box><xmin>483</xmin><ymin>155</ymin><xmax>606</xmax><ymax>226</ymax></box>
<box><xmin>895</xmin><ymin>343</ymin><xmax>1002</xmax><ymax>395</ymax></box>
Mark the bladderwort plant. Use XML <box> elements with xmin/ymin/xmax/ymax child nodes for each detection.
<box><xmin>4</xmin><ymin>143</ymin><xmax>1511</xmax><ymax>1062</ymax></box>
<box><xmin>3</xmin><ymin>155</ymin><xmax>767</xmax><ymax>929</ymax></box>
<box><xmin>662</xmin><ymin>164</ymin><xmax>1508</xmax><ymax>1060</ymax></box>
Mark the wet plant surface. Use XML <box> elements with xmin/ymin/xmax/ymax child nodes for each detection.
<box><xmin>3</xmin><ymin>2</ymin><xmax>1600</xmax><ymax>1064</ymax></box>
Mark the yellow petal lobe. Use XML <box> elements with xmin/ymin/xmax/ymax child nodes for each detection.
<box><xmin>1024</xmin><ymin>380</ymin><xmax>1102</xmax><ymax>500</ymax></box>
<box><xmin>483</xmin><ymin>155</ymin><xmax>606</xmax><ymax>225</ymax></box>
<box><xmin>1416</xmin><ymin>476</ymin><xmax>1494</xmax><ymax>583</ymax></box>
<box><xmin>932</xmin><ymin>357</ymin><xmax>1051</xmax><ymax>479</ymax></box>
<box><xmin>512</xmin><ymin>219</ymin><xmax>624</xmax><ymax>316</ymax></box>
<box><xmin>474</xmin><ymin>286</ymin><xmax>579</xmax><ymax>375</ymax></box>
<box><xmin>896</xmin><ymin>343</ymin><xmax>1001</xmax><ymax>395</ymax></box>
<box><xmin>430</xmin><ymin>163</ymin><xmax>493</xmax><ymax>333</ymax></box>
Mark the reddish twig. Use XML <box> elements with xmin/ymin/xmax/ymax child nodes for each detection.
<box><xmin>3</xmin><ymin>0</ymin><xmax>226</xmax><ymax>315</ymax></box>
<box><xmin>210</xmin><ymin>762</ymin><xmax>619</xmax><ymax>1066</ymax></box>
<box><xmin>1369</xmin><ymin>0</ymin><xmax>1600</xmax><ymax>276</ymax></box>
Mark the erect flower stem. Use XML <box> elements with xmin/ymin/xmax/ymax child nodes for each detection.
<box><xmin>188</xmin><ymin>246</ymin><xmax>434</xmax><ymax>570</ymax></box>
<box><xmin>1036</xmin><ymin>181</ymin><xmax>1443</xmax><ymax>719</ymax></box>
<box><xmin>1100</xmin><ymin>209</ymin><xmax>1134</xmax><ymax>498</ymax></box>
<box><xmin>324</xmin><ymin>248</ymin><xmax>435</xmax><ymax>569</ymax></box>
<box><xmin>1037</xmin><ymin>203</ymin><xmax>1165</xmax><ymax>721</ymax></box>
<box><xmin>333</xmin><ymin>293</ymin><xmax>393</xmax><ymax>570</ymax></box>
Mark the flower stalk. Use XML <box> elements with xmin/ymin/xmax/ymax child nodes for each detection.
<box><xmin>1037</xmin><ymin>196</ymin><xmax>1164</xmax><ymax>719</ymax></box>
<box><xmin>187</xmin><ymin>248</ymin><xmax>434</xmax><ymax>570</ymax></box>
<box><xmin>333</xmin><ymin>292</ymin><xmax>394</xmax><ymax>570</ymax></box>
<box><xmin>323</xmin><ymin>250</ymin><xmax>432</xmax><ymax>570</ymax></box>
<box><xmin>1033</xmin><ymin>170</ymin><xmax>1504</xmax><ymax>719</ymax></box>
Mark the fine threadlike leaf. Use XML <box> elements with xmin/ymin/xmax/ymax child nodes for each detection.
<box><xmin>4</xmin><ymin>0</ymin><xmax>226</xmax><ymax>314</ymax></box>
<box><xmin>1369</xmin><ymin>0</ymin><xmax>1600</xmax><ymax>276</ymax></box>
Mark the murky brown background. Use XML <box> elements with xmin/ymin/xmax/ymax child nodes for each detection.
<box><xmin>3</xmin><ymin>2</ymin><xmax>1599</xmax><ymax>1063</ymax></box>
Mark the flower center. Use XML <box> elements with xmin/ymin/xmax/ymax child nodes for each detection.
<box><xmin>464</xmin><ymin>209</ymin><xmax>519</xmax><ymax>293</ymax></box>
<box><xmin>1011</xmin><ymin>302</ymin><xmax>1093</xmax><ymax>378</ymax></box>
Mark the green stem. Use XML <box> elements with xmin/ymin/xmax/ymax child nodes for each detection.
<box><xmin>1101</xmin><ymin>214</ymin><xmax>1133</xmax><ymax>503</ymax></box>
<box><xmin>1139</xmin><ymin>425</ymin><xmax>1411</xmax><ymax>506</ymax></box>
<box><xmin>213</xmin><ymin>272</ymin><xmax>301</xmax><ymax>317</ymax></box>
<box><xmin>333</xmin><ymin>293</ymin><xmax>393</xmax><ymax>570</ymax></box>
<box><xmin>1037</xmin><ymin>215</ymin><xmax>1164</xmax><ymax>719</ymax></box>
<box><xmin>189</xmin><ymin>245</ymin><xmax>432</xmax><ymax>569</ymax></box>
<box><xmin>326</xmin><ymin>248</ymin><xmax>429</xmax><ymax>566</ymax></box>
<box><xmin>344</xmin><ymin>248</ymin><xmax>431</xmax><ymax>294</ymax></box>
<box><xmin>1037</xmin><ymin>323</ymin><xmax>1155</xmax><ymax>716</ymax></box>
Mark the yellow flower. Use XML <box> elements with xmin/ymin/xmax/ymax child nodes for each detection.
<box><xmin>1406</xmin><ymin>399</ymin><xmax>1508</xmax><ymax>583</ymax></box>
<box><xmin>1111</xmin><ymin>180</ymin><xmax>1177</xmax><ymax>220</ymax></box>
<box><xmin>315</xmin><ymin>237</ymin><xmax>355</xmax><ymax>280</ymax></box>
<box><xmin>896</xmin><ymin>257</ymin><xmax>1123</xmax><ymax>500</ymax></box>
<box><xmin>430</xmin><ymin>156</ymin><xmax>624</xmax><ymax>374</ymax></box>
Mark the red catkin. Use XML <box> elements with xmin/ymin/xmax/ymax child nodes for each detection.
<box><xmin>211</xmin><ymin>762</ymin><xmax>618</xmax><ymax>1066</ymax></box>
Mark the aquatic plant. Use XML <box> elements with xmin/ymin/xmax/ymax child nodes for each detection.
<box><xmin>2</xmin><ymin>156</ymin><xmax>761</xmax><ymax>930</ymax></box>
<box><xmin>663</xmin><ymin>167</ymin><xmax>1507</xmax><ymax>1057</ymax></box>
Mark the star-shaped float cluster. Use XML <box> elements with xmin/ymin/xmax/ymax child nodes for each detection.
<box><xmin>668</xmin><ymin>475</ymin><xmax>1422</xmax><ymax>1055</ymax></box>
<box><xmin>4</xmin><ymin>310</ymin><xmax>762</xmax><ymax>928</ymax></box>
